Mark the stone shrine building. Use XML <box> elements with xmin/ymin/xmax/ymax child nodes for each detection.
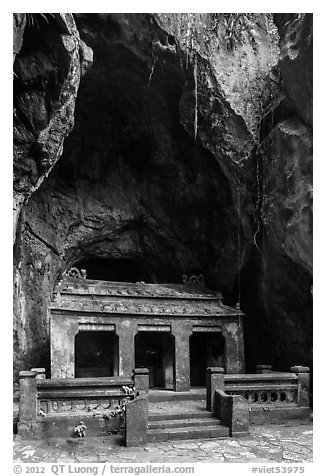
<box><xmin>50</xmin><ymin>275</ymin><xmax>245</xmax><ymax>391</ymax></box>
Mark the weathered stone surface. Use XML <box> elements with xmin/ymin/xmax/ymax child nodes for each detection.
<box><xmin>13</xmin><ymin>422</ymin><xmax>313</xmax><ymax>463</ymax></box>
<box><xmin>125</xmin><ymin>393</ymin><xmax>148</xmax><ymax>446</ymax></box>
<box><xmin>133</xmin><ymin>368</ymin><xmax>150</xmax><ymax>393</ymax></box>
<box><xmin>260</xmin><ymin>117</ymin><xmax>312</xmax><ymax>274</ymax></box>
<box><xmin>50</xmin><ymin>315</ymin><xmax>78</xmax><ymax>378</ymax></box>
<box><xmin>230</xmin><ymin>394</ymin><xmax>249</xmax><ymax>436</ymax></box>
<box><xmin>13</xmin><ymin>13</ymin><xmax>93</xmax><ymax>241</ymax></box>
<box><xmin>291</xmin><ymin>367</ymin><xmax>310</xmax><ymax>408</ymax></box>
<box><xmin>206</xmin><ymin>367</ymin><xmax>225</xmax><ymax>411</ymax></box>
<box><xmin>18</xmin><ymin>414</ymin><xmax>124</xmax><ymax>440</ymax></box>
<box><xmin>19</xmin><ymin>371</ymin><xmax>37</xmax><ymax>422</ymax></box>
<box><xmin>240</xmin><ymin>14</ymin><xmax>312</xmax><ymax>372</ymax></box>
<box><xmin>13</xmin><ymin>13</ymin><xmax>26</xmax><ymax>61</ymax></box>
<box><xmin>214</xmin><ymin>389</ymin><xmax>249</xmax><ymax>436</ymax></box>
<box><xmin>273</xmin><ymin>14</ymin><xmax>312</xmax><ymax>126</ymax></box>
<box><xmin>171</xmin><ymin>322</ymin><xmax>193</xmax><ymax>392</ymax></box>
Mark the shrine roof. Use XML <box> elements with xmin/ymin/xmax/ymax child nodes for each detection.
<box><xmin>50</xmin><ymin>277</ymin><xmax>244</xmax><ymax>317</ymax></box>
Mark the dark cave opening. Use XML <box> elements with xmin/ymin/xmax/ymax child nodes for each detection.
<box><xmin>74</xmin><ymin>258</ymin><xmax>151</xmax><ymax>283</ymax></box>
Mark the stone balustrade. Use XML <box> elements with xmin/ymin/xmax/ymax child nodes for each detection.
<box><xmin>17</xmin><ymin>368</ymin><xmax>150</xmax><ymax>441</ymax></box>
<box><xmin>206</xmin><ymin>365</ymin><xmax>310</xmax><ymax>425</ymax></box>
<box><xmin>37</xmin><ymin>375</ymin><xmax>135</xmax><ymax>415</ymax></box>
<box><xmin>224</xmin><ymin>372</ymin><xmax>300</xmax><ymax>404</ymax></box>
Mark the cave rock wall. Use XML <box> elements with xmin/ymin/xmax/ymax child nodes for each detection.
<box><xmin>13</xmin><ymin>13</ymin><xmax>312</xmax><ymax>378</ymax></box>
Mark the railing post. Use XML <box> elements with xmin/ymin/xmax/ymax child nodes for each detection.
<box><xmin>291</xmin><ymin>365</ymin><xmax>310</xmax><ymax>407</ymax></box>
<box><xmin>229</xmin><ymin>395</ymin><xmax>250</xmax><ymax>436</ymax></box>
<box><xmin>125</xmin><ymin>391</ymin><xmax>148</xmax><ymax>447</ymax></box>
<box><xmin>31</xmin><ymin>368</ymin><xmax>46</xmax><ymax>380</ymax></box>
<box><xmin>19</xmin><ymin>371</ymin><xmax>37</xmax><ymax>422</ymax></box>
<box><xmin>133</xmin><ymin>368</ymin><xmax>149</xmax><ymax>393</ymax></box>
<box><xmin>256</xmin><ymin>364</ymin><xmax>273</xmax><ymax>374</ymax></box>
<box><xmin>206</xmin><ymin>367</ymin><xmax>224</xmax><ymax>411</ymax></box>
<box><xmin>213</xmin><ymin>389</ymin><xmax>249</xmax><ymax>436</ymax></box>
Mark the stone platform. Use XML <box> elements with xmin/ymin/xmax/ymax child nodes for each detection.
<box><xmin>13</xmin><ymin>422</ymin><xmax>313</xmax><ymax>463</ymax></box>
<box><xmin>148</xmin><ymin>398</ymin><xmax>229</xmax><ymax>442</ymax></box>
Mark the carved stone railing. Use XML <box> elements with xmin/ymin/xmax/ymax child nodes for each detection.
<box><xmin>206</xmin><ymin>366</ymin><xmax>309</xmax><ymax>410</ymax></box>
<box><xmin>224</xmin><ymin>373</ymin><xmax>300</xmax><ymax>405</ymax></box>
<box><xmin>37</xmin><ymin>376</ymin><xmax>135</xmax><ymax>416</ymax></box>
<box><xmin>18</xmin><ymin>368</ymin><xmax>150</xmax><ymax>441</ymax></box>
<box><xmin>18</xmin><ymin>368</ymin><xmax>151</xmax><ymax>438</ymax></box>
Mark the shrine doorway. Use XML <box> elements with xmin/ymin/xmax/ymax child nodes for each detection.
<box><xmin>75</xmin><ymin>331</ymin><xmax>119</xmax><ymax>378</ymax></box>
<box><xmin>135</xmin><ymin>332</ymin><xmax>175</xmax><ymax>389</ymax></box>
<box><xmin>190</xmin><ymin>332</ymin><xmax>225</xmax><ymax>386</ymax></box>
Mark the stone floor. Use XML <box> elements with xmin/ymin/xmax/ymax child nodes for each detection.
<box><xmin>13</xmin><ymin>422</ymin><xmax>313</xmax><ymax>463</ymax></box>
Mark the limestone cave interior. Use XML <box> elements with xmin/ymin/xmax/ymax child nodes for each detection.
<box><xmin>13</xmin><ymin>13</ymin><xmax>312</xmax><ymax>384</ymax></box>
<box><xmin>75</xmin><ymin>258</ymin><xmax>151</xmax><ymax>282</ymax></box>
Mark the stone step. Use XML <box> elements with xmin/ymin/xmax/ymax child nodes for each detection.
<box><xmin>147</xmin><ymin>424</ymin><xmax>230</xmax><ymax>442</ymax></box>
<box><xmin>148</xmin><ymin>411</ymin><xmax>211</xmax><ymax>422</ymax></box>
<box><xmin>149</xmin><ymin>417</ymin><xmax>220</xmax><ymax>430</ymax></box>
<box><xmin>148</xmin><ymin>389</ymin><xmax>205</xmax><ymax>402</ymax></box>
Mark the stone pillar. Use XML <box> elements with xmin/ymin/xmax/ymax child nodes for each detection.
<box><xmin>51</xmin><ymin>314</ymin><xmax>78</xmax><ymax>378</ymax></box>
<box><xmin>222</xmin><ymin>318</ymin><xmax>245</xmax><ymax>374</ymax></box>
<box><xmin>116</xmin><ymin>320</ymin><xmax>137</xmax><ymax>377</ymax></box>
<box><xmin>206</xmin><ymin>367</ymin><xmax>225</xmax><ymax>411</ymax></box>
<box><xmin>31</xmin><ymin>368</ymin><xmax>46</xmax><ymax>379</ymax></box>
<box><xmin>133</xmin><ymin>368</ymin><xmax>149</xmax><ymax>393</ymax></box>
<box><xmin>256</xmin><ymin>365</ymin><xmax>273</xmax><ymax>374</ymax></box>
<box><xmin>113</xmin><ymin>334</ymin><xmax>119</xmax><ymax>376</ymax></box>
<box><xmin>291</xmin><ymin>365</ymin><xmax>310</xmax><ymax>407</ymax></box>
<box><xmin>19</xmin><ymin>371</ymin><xmax>37</xmax><ymax>422</ymax></box>
<box><xmin>125</xmin><ymin>392</ymin><xmax>148</xmax><ymax>447</ymax></box>
<box><xmin>171</xmin><ymin>322</ymin><xmax>192</xmax><ymax>392</ymax></box>
<box><xmin>229</xmin><ymin>395</ymin><xmax>249</xmax><ymax>437</ymax></box>
<box><xmin>163</xmin><ymin>334</ymin><xmax>174</xmax><ymax>389</ymax></box>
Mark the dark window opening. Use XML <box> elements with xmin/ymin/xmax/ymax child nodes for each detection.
<box><xmin>74</xmin><ymin>258</ymin><xmax>150</xmax><ymax>282</ymax></box>
<box><xmin>167</xmin><ymin>34</ymin><xmax>175</xmax><ymax>46</ymax></box>
<box><xmin>271</xmin><ymin>392</ymin><xmax>278</xmax><ymax>402</ymax></box>
<box><xmin>190</xmin><ymin>332</ymin><xmax>225</xmax><ymax>386</ymax></box>
<box><xmin>75</xmin><ymin>331</ymin><xmax>118</xmax><ymax>378</ymax></box>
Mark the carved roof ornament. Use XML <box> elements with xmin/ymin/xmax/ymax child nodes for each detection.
<box><xmin>182</xmin><ymin>274</ymin><xmax>205</xmax><ymax>288</ymax></box>
<box><xmin>65</xmin><ymin>267</ymin><xmax>87</xmax><ymax>280</ymax></box>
